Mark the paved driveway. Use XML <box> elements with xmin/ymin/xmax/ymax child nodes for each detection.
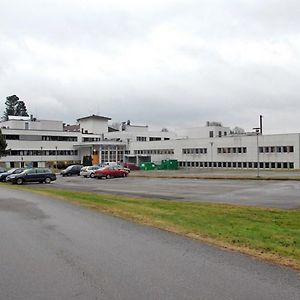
<box><xmin>28</xmin><ymin>175</ymin><xmax>300</xmax><ymax>209</ymax></box>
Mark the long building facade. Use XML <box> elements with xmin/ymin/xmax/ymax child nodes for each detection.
<box><xmin>0</xmin><ymin>115</ymin><xmax>299</xmax><ymax>170</ymax></box>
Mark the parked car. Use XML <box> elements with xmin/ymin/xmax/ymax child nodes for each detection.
<box><xmin>94</xmin><ymin>166</ymin><xmax>128</xmax><ymax>179</ymax></box>
<box><xmin>123</xmin><ymin>162</ymin><xmax>140</xmax><ymax>171</ymax></box>
<box><xmin>0</xmin><ymin>167</ymin><xmax>6</xmax><ymax>173</ymax></box>
<box><xmin>6</xmin><ymin>168</ymin><xmax>56</xmax><ymax>185</ymax></box>
<box><xmin>0</xmin><ymin>168</ymin><xmax>25</xmax><ymax>182</ymax></box>
<box><xmin>80</xmin><ymin>165</ymin><xmax>101</xmax><ymax>178</ymax></box>
<box><xmin>60</xmin><ymin>165</ymin><xmax>83</xmax><ymax>176</ymax></box>
<box><xmin>103</xmin><ymin>162</ymin><xmax>130</xmax><ymax>173</ymax></box>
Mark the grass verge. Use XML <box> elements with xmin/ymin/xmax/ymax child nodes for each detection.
<box><xmin>2</xmin><ymin>185</ymin><xmax>300</xmax><ymax>270</ymax></box>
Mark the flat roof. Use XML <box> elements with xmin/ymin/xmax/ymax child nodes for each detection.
<box><xmin>77</xmin><ymin>114</ymin><xmax>111</xmax><ymax>121</ymax></box>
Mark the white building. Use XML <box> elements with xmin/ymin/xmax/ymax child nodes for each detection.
<box><xmin>0</xmin><ymin>115</ymin><xmax>299</xmax><ymax>170</ymax></box>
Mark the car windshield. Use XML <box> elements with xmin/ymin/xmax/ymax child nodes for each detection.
<box><xmin>7</xmin><ymin>168</ymin><xmax>17</xmax><ymax>174</ymax></box>
<box><xmin>15</xmin><ymin>169</ymin><xmax>24</xmax><ymax>174</ymax></box>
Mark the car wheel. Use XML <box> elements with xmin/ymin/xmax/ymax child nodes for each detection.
<box><xmin>90</xmin><ymin>173</ymin><xmax>95</xmax><ymax>178</ymax></box>
<box><xmin>16</xmin><ymin>178</ymin><xmax>23</xmax><ymax>185</ymax></box>
<box><xmin>45</xmin><ymin>177</ymin><xmax>51</xmax><ymax>184</ymax></box>
<box><xmin>106</xmin><ymin>174</ymin><xmax>111</xmax><ymax>179</ymax></box>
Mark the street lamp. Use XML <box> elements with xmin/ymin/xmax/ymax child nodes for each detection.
<box><xmin>40</xmin><ymin>146</ymin><xmax>43</xmax><ymax>167</ymax></box>
<box><xmin>55</xmin><ymin>146</ymin><xmax>58</xmax><ymax>169</ymax></box>
<box><xmin>253</xmin><ymin>127</ymin><xmax>260</xmax><ymax>177</ymax></box>
<box><xmin>210</xmin><ymin>142</ymin><xmax>214</xmax><ymax>171</ymax></box>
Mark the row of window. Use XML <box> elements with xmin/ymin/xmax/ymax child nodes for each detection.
<box><xmin>179</xmin><ymin>161</ymin><xmax>294</xmax><ymax>169</ymax></box>
<box><xmin>218</xmin><ymin>147</ymin><xmax>247</xmax><ymax>154</ymax></box>
<box><xmin>83</xmin><ymin>137</ymin><xmax>102</xmax><ymax>142</ymax></box>
<box><xmin>42</xmin><ymin>136</ymin><xmax>78</xmax><ymax>142</ymax></box>
<box><xmin>182</xmin><ymin>148</ymin><xmax>208</xmax><ymax>154</ymax></box>
<box><xmin>134</xmin><ymin>149</ymin><xmax>175</xmax><ymax>155</ymax></box>
<box><xmin>259</xmin><ymin>146</ymin><xmax>294</xmax><ymax>153</ymax></box>
<box><xmin>100</xmin><ymin>151</ymin><xmax>124</xmax><ymax>163</ymax></box>
<box><xmin>209</xmin><ymin>131</ymin><xmax>228</xmax><ymax>138</ymax></box>
<box><xmin>4</xmin><ymin>135</ymin><xmax>78</xmax><ymax>142</ymax></box>
<box><xmin>136</xmin><ymin>136</ymin><xmax>170</xmax><ymax>142</ymax></box>
<box><xmin>8</xmin><ymin>150</ymin><xmax>78</xmax><ymax>156</ymax></box>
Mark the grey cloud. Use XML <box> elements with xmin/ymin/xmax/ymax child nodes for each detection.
<box><xmin>0</xmin><ymin>0</ymin><xmax>300</xmax><ymax>133</ymax></box>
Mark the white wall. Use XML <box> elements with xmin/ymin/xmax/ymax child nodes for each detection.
<box><xmin>79</xmin><ymin>118</ymin><xmax>108</xmax><ymax>134</ymax></box>
<box><xmin>1</xmin><ymin>119</ymin><xmax>63</xmax><ymax>131</ymax></box>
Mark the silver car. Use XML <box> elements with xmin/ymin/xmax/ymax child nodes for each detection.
<box><xmin>80</xmin><ymin>166</ymin><xmax>101</xmax><ymax>178</ymax></box>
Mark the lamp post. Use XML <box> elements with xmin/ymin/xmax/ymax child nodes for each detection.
<box><xmin>40</xmin><ymin>146</ymin><xmax>43</xmax><ymax>167</ymax></box>
<box><xmin>55</xmin><ymin>146</ymin><xmax>58</xmax><ymax>169</ymax></box>
<box><xmin>253</xmin><ymin>127</ymin><xmax>260</xmax><ymax>177</ymax></box>
<box><xmin>210</xmin><ymin>142</ymin><xmax>213</xmax><ymax>171</ymax></box>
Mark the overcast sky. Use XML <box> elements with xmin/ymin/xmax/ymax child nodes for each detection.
<box><xmin>0</xmin><ymin>0</ymin><xmax>299</xmax><ymax>133</ymax></box>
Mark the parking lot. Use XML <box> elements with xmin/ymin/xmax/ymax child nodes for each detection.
<box><xmin>22</xmin><ymin>173</ymin><xmax>300</xmax><ymax>209</ymax></box>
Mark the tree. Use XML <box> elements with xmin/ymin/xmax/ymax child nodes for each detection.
<box><xmin>0</xmin><ymin>129</ymin><xmax>9</xmax><ymax>157</ymax></box>
<box><xmin>82</xmin><ymin>155</ymin><xmax>92</xmax><ymax>166</ymax></box>
<box><xmin>231</xmin><ymin>126</ymin><xmax>245</xmax><ymax>135</ymax></box>
<box><xmin>3</xmin><ymin>95</ymin><xmax>29</xmax><ymax>121</ymax></box>
<box><xmin>15</xmin><ymin>100</ymin><xmax>29</xmax><ymax>117</ymax></box>
<box><xmin>3</xmin><ymin>95</ymin><xmax>19</xmax><ymax>120</ymax></box>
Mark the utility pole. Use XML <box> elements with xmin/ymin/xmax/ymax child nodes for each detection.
<box><xmin>253</xmin><ymin>127</ymin><xmax>260</xmax><ymax>177</ymax></box>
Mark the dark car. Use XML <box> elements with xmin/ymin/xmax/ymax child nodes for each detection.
<box><xmin>0</xmin><ymin>167</ymin><xmax>6</xmax><ymax>173</ymax></box>
<box><xmin>123</xmin><ymin>162</ymin><xmax>140</xmax><ymax>171</ymax></box>
<box><xmin>60</xmin><ymin>165</ymin><xmax>83</xmax><ymax>177</ymax></box>
<box><xmin>0</xmin><ymin>168</ymin><xmax>25</xmax><ymax>182</ymax></box>
<box><xmin>94</xmin><ymin>166</ymin><xmax>128</xmax><ymax>179</ymax></box>
<box><xmin>6</xmin><ymin>168</ymin><xmax>56</xmax><ymax>185</ymax></box>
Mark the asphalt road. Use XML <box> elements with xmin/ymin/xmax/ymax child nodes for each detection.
<box><xmin>0</xmin><ymin>187</ymin><xmax>299</xmax><ymax>300</ymax></box>
<box><xmin>34</xmin><ymin>175</ymin><xmax>300</xmax><ymax>209</ymax></box>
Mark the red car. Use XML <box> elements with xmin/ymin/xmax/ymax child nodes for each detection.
<box><xmin>94</xmin><ymin>166</ymin><xmax>128</xmax><ymax>179</ymax></box>
<box><xmin>123</xmin><ymin>162</ymin><xmax>140</xmax><ymax>171</ymax></box>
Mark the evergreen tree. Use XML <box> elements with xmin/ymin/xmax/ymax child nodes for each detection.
<box><xmin>82</xmin><ymin>155</ymin><xmax>92</xmax><ymax>166</ymax></box>
<box><xmin>15</xmin><ymin>100</ymin><xmax>29</xmax><ymax>117</ymax></box>
<box><xmin>3</xmin><ymin>95</ymin><xmax>30</xmax><ymax>120</ymax></box>
<box><xmin>0</xmin><ymin>129</ymin><xmax>9</xmax><ymax>157</ymax></box>
<box><xmin>3</xmin><ymin>95</ymin><xmax>19</xmax><ymax>120</ymax></box>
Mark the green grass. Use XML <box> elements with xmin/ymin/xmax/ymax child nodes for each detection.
<box><xmin>2</xmin><ymin>185</ymin><xmax>300</xmax><ymax>269</ymax></box>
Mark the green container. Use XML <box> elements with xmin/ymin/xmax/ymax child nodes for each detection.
<box><xmin>140</xmin><ymin>162</ymin><xmax>157</xmax><ymax>171</ymax></box>
<box><xmin>160</xmin><ymin>159</ymin><xmax>178</xmax><ymax>170</ymax></box>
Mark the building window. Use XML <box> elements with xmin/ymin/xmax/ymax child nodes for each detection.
<box><xmin>149</xmin><ymin>137</ymin><xmax>161</xmax><ymax>141</ymax></box>
<box><xmin>209</xmin><ymin>131</ymin><xmax>214</xmax><ymax>138</ymax></box>
<box><xmin>136</xmin><ymin>136</ymin><xmax>147</xmax><ymax>142</ymax></box>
